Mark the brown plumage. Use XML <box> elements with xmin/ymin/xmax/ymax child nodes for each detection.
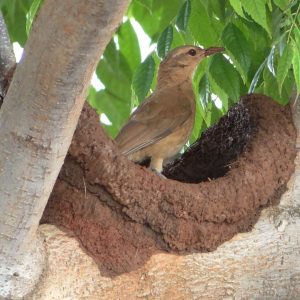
<box><xmin>115</xmin><ymin>45</ymin><xmax>224</xmax><ymax>173</ymax></box>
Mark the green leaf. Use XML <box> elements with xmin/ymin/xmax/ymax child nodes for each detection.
<box><xmin>281</xmin><ymin>70</ymin><xmax>295</xmax><ymax>103</ymax></box>
<box><xmin>129</xmin><ymin>0</ymin><xmax>184</xmax><ymax>39</ymax></box>
<box><xmin>277</xmin><ymin>44</ymin><xmax>293</xmax><ymax>94</ymax></box>
<box><xmin>87</xmin><ymin>87</ymin><xmax>131</xmax><ymax>138</ymax></box>
<box><xmin>267</xmin><ymin>46</ymin><xmax>275</xmax><ymax>75</ymax></box>
<box><xmin>190</xmin><ymin>125</ymin><xmax>203</xmax><ymax>145</ymax></box>
<box><xmin>263</xmin><ymin>67</ymin><xmax>281</xmax><ymax>100</ymax></box>
<box><xmin>0</xmin><ymin>0</ymin><xmax>33</xmax><ymax>46</ymax></box>
<box><xmin>189</xmin><ymin>101</ymin><xmax>205</xmax><ymax>144</ymax></box>
<box><xmin>292</xmin><ymin>42</ymin><xmax>300</xmax><ymax>93</ymax></box>
<box><xmin>117</xmin><ymin>20</ymin><xmax>141</xmax><ymax>73</ymax></box>
<box><xmin>271</xmin><ymin>8</ymin><xmax>283</xmax><ymax>46</ymax></box>
<box><xmin>293</xmin><ymin>27</ymin><xmax>300</xmax><ymax>53</ymax></box>
<box><xmin>273</xmin><ymin>0</ymin><xmax>289</xmax><ymax>10</ymax></box>
<box><xmin>210</xmin><ymin>101</ymin><xmax>223</xmax><ymax>125</ymax></box>
<box><xmin>208</xmin><ymin>0</ymin><xmax>226</xmax><ymax>21</ymax></box>
<box><xmin>234</xmin><ymin>19</ymin><xmax>270</xmax><ymax>80</ymax></box>
<box><xmin>241</xmin><ymin>0</ymin><xmax>271</xmax><ymax>37</ymax></box>
<box><xmin>130</xmin><ymin>86</ymin><xmax>140</xmax><ymax>110</ymax></box>
<box><xmin>203</xmin><ymin>100</ymin><xmax>223</xmax><ymax>127</ymax></box>
<box><xmin>192</xmin><ymin>60</ymin><xmax>208</xmax><ymax>109</ymax></box>
<box><xmin>209</xmin><ymin>75</ymin><xmax>229</xmax><ymax>110</ymax></box>
<box><xmin>157</xmin><ymin>25</ymin><xmax>173</xmax><ymax>58</ymax></box>
<box><xmin>266</xmin><ymin>0</ymin><xmax>273</xmax><ymax>11</ymax></box>
<box><xmin>198</xmin><ymin>74</ymin><xmax>210</xmax><ymax>109</ymax></box>
<box><xmin>150</xmin><ymin>53</ymin><xmax>160</xmax><ymax>91</ymax></box>
<box><xmin>189</xmin><ymin>0</ymin><xmax>222</xmax><ymax>47</ymax></box>
<box><xmin>96</xmin><ymin>40</ymin><xmax>132</xmax><ymax>101</ymax></box>
<box><xmin>234</xmin><ymin>18</ymin><xmax>269</xmax><ymax>53</ymax></box>
<box><xmin>132</xmin><ymin>0</ymin><xmax>153</xmax><ymax>14</ymax></box>
<box><xmin>263</xmin><ymin>66</ymin><xmax>292</xmax><ymax>104</ymax></box>
<box><xmin>95</xmin><ymin>39</ymin><xmax>133</xmax><ymax>132</ymax></box>
<box><xmin>132</xmin><ymin>55</ymin><xmax>156</xmax><ymax>102</ymax></box>
<box><xmin>249</xmin><ymin>58</ymin><xmax>266</xmax><ymax>93</ymax></box>
<box><xmin>171</xmin><ymin>27</ymin><xmax>186</xmax><ymax>48</ymax></box>
<box><xmin>176</xmin><ymin>0</ymin><xmax>191</xmax><ymax>32</ymax></box>
<box><xmin>209</xmin><ymin>54</ymin><xmax>241</xmax><ymax>102</ymax></box>
<box><xmin>221</xmin><ymin>23</ymin><xmax>251</xmax><ymax>83</ymax></box>
<box><xmin>26</xmin><ymin>0</ymin><xmax>42</xmax><ymax>35</ymax></box>
<box><xmin>193</xmin><ymin>59</ymin><xmax>208</xmax><ymax>85</ymax></box>
<box><xmin>199</xmin><ymin>0</ymin><xmax>226</xmax><ymax>21</ymax></box>
<box><xmin>229</xmin><ymin>0</ymin><xmax>245</xmax><ymax>18</ymax></box>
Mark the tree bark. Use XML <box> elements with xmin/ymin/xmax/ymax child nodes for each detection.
<box><xmin>0</xmin><ymin>0</ymin><xmax>129</xmax><ymax>298</ymax></box>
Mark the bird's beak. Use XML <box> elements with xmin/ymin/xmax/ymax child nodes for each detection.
<box><xmin>204</xmin><ymin>47</ymin><xmax>225</xmax><ymax>57</ymax></box>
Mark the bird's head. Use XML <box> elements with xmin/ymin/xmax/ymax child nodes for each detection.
<box><xmin>157</xmin><ymin>45</ymin><xmax>224</xmax><ymax>87</ymax></box>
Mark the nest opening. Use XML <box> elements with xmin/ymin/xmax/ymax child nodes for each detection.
<box><xmin>143</xmin><ymin>101</ymin><xmax>254</xmax><ymax>183</ymax></box>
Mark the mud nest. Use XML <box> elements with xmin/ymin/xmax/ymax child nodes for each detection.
<box><xmin>163</xmin><ymin>101</ymin><xmax>253</xmax><ymax>182</ymax></box>
<box><xmin>42</xmin><ymin>94</ymin><xmax>296</xmax><ymax>276</ymax></box>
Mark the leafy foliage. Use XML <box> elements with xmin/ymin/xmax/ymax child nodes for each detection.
<box><xmin>240</xmin><ymin>0</ymin><xmax>271</xmax><ymax>37</ymax></box>
<box><xmin>0</xmin><ymin>0</ymin><xmax>33</xmax><ymax>45</ymax></box>
<box><xmin>277</xmin><ymin>43</ymin><xmax>293</xmax><ymax>93</ymax></box>
<box><xmin>1</xmin><ymin>0</ymin><xmax>300</xmax><ymax>143</ymax></box>
<box><xmin>25</xmin><ymin>0</ymin><xmax>43</xmax><ymax>35</ymax></box>
<box><xmin>209</xmin><ymin>54</ymin><xmax>242</xmax><ymax>103</ymax></box>
<box><xmin>157</xmin><ymin>25</ymin><xmax>173</xmax><ymax>58</ymax></box>
<box><xmin>221</xmin><ymin>23</ymin><xmax>251</xmax><ymax>83</ymax></box>
<box><xmin>176</xmin><ymin>0</ymin><xmax>191</xmax><ymax>32</ymax></box>
<box><xmin>132</xmin><ymin>55</ymin><xmax>156</xmax><ymax>103</ymax></box>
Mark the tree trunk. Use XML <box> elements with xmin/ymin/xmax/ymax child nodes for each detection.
<box><xmin>0</xmin><ymin>0</ymin><xmax>129</xmax><ymax>299</ymax></box>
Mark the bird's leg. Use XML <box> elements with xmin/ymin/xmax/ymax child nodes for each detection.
<box><xmin>150</xmin><ymin>157</ymin><xmax>163</xmax><ymax>173</ymax></box>
<box><xmin>150</xmin><ymin>157</ymin><xmax>166</xmax><ymax>178</ymax></box>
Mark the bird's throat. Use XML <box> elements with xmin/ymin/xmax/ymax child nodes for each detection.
<box><xmin>157</xmin><ymin>71</ymin><xmax>194</xmax><ymax>90</ymax></box>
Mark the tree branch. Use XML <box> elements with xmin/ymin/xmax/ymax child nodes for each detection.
<box><xmin>0</xmin><ymin>0</ymin><xmax>129</xmax><ymax>298</ymax></box>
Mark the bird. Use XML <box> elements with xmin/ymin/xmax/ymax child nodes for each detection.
<box><xmin>115</xmin><ymin>45</ymin><xmax>224</xmax><ymax>174</ymax></box>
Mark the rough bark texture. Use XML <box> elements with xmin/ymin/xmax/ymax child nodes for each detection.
<box><xmin>42</xmin><ymin>94</ymin><xmax>296</xmax><ymax>277</ymax></box>
<box><xmin>0</xmin><ymin>0</ymin><xmax>129</xmax><ymax>299</ymax></box>
<box><xmin>32</xmin><ymin>95</ymin><xmax>300</xmax><ymax>299</ymax></box>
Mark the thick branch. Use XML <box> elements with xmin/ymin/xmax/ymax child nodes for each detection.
<box><xmin>0</xmin><ymin>0</ymin><xmax>129</xmax><ymax>298</ymax></box>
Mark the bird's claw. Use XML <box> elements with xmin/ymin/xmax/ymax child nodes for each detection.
<box><xmin>151</xmin><ymin>169</ymin><xmax>167</xmax><ymax>179</ymax></box>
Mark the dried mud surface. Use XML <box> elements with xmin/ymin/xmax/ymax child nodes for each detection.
<box><xmin>42</xmin><ymin>94</ymin><xmax>296</xmax><ymax>276</ymax></box>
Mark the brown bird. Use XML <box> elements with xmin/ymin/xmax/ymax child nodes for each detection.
<box><xmin>115</xmin><ymin>45</ymin><xmax>224</xmax><ymax>174</ymax></box>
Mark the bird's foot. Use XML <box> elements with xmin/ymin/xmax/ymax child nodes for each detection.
<box><xmin>151</xmin><ymin>168</ymin><xmax>167</xmax><ymax>179</ymax></box>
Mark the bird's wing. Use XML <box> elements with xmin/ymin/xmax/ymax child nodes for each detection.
<box><xmin>115</xmin><ymin>90</ymin><xmax>192</xmax><ymax>156</ymax></box>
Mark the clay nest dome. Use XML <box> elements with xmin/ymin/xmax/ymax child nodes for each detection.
<box><xmin>42</xmin><ymin>94</ymin><xmax>296</xmax><ymax>276</ymax></box>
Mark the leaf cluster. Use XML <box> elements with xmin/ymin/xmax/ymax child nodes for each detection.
<box><xmin>95</xmin><ymin>0</ymin><xmax>300</xmax><ymax>140</ymax></box>
<box><xmin>1</xmin><ymin>0</ymin><xmax>299</xmax><ymax>141</ymax></box>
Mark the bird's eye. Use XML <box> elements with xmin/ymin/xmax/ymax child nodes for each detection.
<box><xmin>188</xmin><ymin>49</ymin><xmax>197</xmax><ymax>56</ymax></box>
